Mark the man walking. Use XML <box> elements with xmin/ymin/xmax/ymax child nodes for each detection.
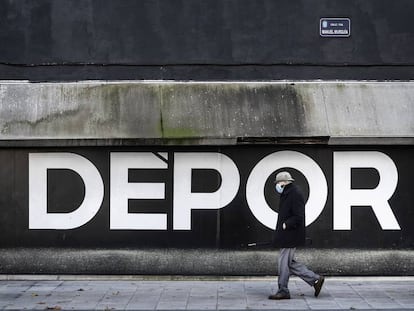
<box><xmin>269</xmin><ymin>171</ymin><xmax>324</xmax><ymax>300</ymax></box>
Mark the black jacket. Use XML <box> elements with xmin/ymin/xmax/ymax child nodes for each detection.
<box><xmin>272</xmin><ymin>183</ymin><xmax>306</xmax><ymax>248</ymax></box>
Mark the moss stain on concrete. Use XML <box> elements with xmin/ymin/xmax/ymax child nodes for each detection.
<box><xmin>157</xmin><ymin>84</ymin><xmax>201</xmax><ymax>139</ymax></box>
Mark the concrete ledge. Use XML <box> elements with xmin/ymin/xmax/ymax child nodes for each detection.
<box><xmin>1</xmin><ymin>136</ymin><xmax>414</xmax><ymax>147</ymax></box>
<box><xmin>1</xmin><ymin>81</ymin><xmax>413</xmax><ymax>144</ymax></box>
<box><xmin>1</xmin><ymin>274</ymin><xmax>414</xmax><ymax>281</ymax></box>
<box><xmin>328</xmin><ymin>136</ymin><xmax>414</xmax><ymax>145</ymax></box>
<box><xmin>0</xmin><ymin>248</ymin><xmax>412</xmax><ymax>276</ymax></box>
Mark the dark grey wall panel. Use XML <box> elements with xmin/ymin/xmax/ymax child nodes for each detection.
<box><xmin>2</xmin><ymin>0</ymin><xmax>414</xmax><ymax>80</ymax></box>
<box><xmin>1</xmin><ymin>0</ymin><xmax>414</xmax><ymax>66</ymax></box>
<box><xmin>3</xmin><ymin>64</ymin><xmax>414</xmax><ymax>82</ymax></box>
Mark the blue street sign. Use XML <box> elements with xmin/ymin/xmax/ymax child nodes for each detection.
<box><xmin>320</xmin><ymin>18</ymin><xmax>351</xmax><ymax>37</ymax></box>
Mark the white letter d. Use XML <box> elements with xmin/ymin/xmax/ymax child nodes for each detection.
<box><xmin>29</xmin><ymin>153</ymin><xmax>104</xmax><ymax>229</ymax></box>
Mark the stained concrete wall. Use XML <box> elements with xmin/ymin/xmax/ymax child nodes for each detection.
<box><xmin>0</xmin><ymin>81</ymin><xmax>413</xmax><ymax>145</ymax></box>
<box><xmin>0</xmin><ymin>248</ymin><xmax>412</xmax><ymax>276</ymax></box>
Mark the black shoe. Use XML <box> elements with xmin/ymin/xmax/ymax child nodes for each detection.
<box><xmin>268</xmin><ymin>292</ymin><xmax>291</xmax><ymax>300</ymax></box>
<box><xmin>314</xmin><ymin>276</ymin><xmax>325</xmax><ymax>297</ymax></box>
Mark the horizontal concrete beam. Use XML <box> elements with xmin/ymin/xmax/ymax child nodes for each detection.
<box><xmin>1</xmin><ymin>81</ymin><xmax>413</xmax><ymax>144</ymax></box>
<box><xmin>0</xmin><ymin>248</ymin><xmax>412</xmax><ymax>276</ymax></box>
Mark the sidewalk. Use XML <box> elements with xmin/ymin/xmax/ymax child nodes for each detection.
<box><xmin>0</xmin><ymin>276</ymin><xmax>413</xmax><ymax>310</ymax></box>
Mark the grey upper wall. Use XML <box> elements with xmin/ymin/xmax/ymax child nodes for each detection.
<box><xmin>1</xmin><ymin>0</ymin><xmax>414</xmax><ymax>66</ymax></box>
<box><xmin>1</xmin><ymin>81</ymin><xmax>413</xmax><ymax>144</ymax></box>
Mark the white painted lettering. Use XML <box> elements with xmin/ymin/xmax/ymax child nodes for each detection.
<box><xmin>110</xmin><ymin>152</ymin><xmax>168</xmax><ymax>230</ymax></box>
<box><xmin>29</xmin><ymin>153</ymin><xmax>104</xmax><ymax>229</ymax></box>
<box><xmin>333</xmin><ymin>151</ymin><xmax>400</xmax><ymax>230</ymax></box>
<box><xmin>246</xmin><ymin>151</ymin><xmax>328</xmax><ymax>229</ymax></box>
<box><xmin>173</xmin><ymin>153</ymin><xmax>240</xmax><ymax>230</ymax></box>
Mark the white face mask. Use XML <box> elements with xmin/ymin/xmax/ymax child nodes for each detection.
<box><xmin>275</xmin><ymin>183</ymin><xmax>284</xmax><ymax>194</ymax></box>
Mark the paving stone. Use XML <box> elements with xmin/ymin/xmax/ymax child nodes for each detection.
<box><xmin>0</xmin><ymin>277</ymin><xmax>413</xmax><ymax>310</ymax></box>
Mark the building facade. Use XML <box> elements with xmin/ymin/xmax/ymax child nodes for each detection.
<box><xmin>0</xmin><ymin>0</ymin><xmax>413</xmax><ymax>275</ymax></box>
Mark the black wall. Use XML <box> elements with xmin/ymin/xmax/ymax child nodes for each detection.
<box><xmin>1</xmin><ymin>0</ymin><xmax>414</xmax><ymax>80</ymax></box>
<box><xmin>1</xmin><ymin>146</ymin><xmax>412</xmax><ymax>251</ymax></box>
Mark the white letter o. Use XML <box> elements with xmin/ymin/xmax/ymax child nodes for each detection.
<box><xmin>246</xmin><ymin>151</ymin><xmax>327</xmax><ymax>229</ymax></box>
